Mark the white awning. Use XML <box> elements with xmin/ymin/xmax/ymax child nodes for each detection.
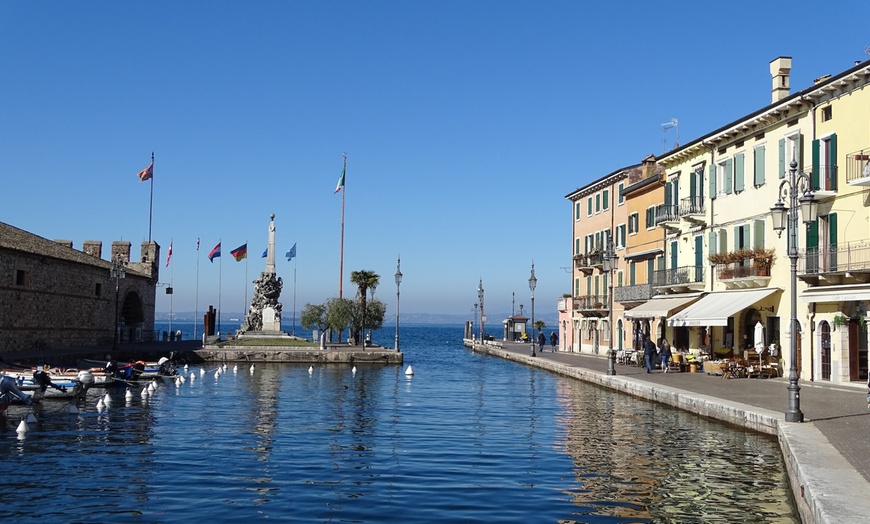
<box><xmin>624</xmin><ymin>293</ymin><xmax>703</xmax><ymax>319</ymax></box>
<box><xmin>801</xmin><ymin>284</ymin><xmax>870</xmax><ymax>303</ymax></box>
<box><xmin>668</xmin><ymin>288</ymin><xmax>780</xmax><ymax>327</ymax></box>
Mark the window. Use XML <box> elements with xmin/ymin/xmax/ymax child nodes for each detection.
<box><xmin>628</xmin><ymin>212</ymin><xmax>639</xmax><ymax>234</ymax></box>
<box><xmin>779</xmin><ymin>132</ymin><xmax>802</xmax><ymax>179</ymax></box>
<box><xmin>629</xmin><ymin>261</ymin><xmax>636</xmax><ymax>286</ymax></box>
<box><xmin>645</xmin><ymin>206</ymin><xmax>655</xmax><ymax>229</ymax></box>
<box><xmin>822</xmin><ymin>106</ymin><xmax>832</xmax><ymax>122</ymax></box>
<box><xmin>717</xmin><ymin>158</ymin><xmax>734</xmax><ymax>196</ymax></box>
<box><xmin>575</xmin><ymin>238</ymin><xmax>581</xmax><ymax>255</ymax></box>
<box><xmin>95</xmin><ymin>283</ymin><xmax>102</xmax><ymax>297</ymax></box>
<box><xmin>753</xmin><ymin>220</ymin><xmax>765</xmax><ymax>249</ymax></box>
<box><xmin>616</xmin><ymin>223</ymin><xmax>626</xmax><ymax>249</ymax></box>
<box><xmin>575</xmin><ymin>202</ymin><xmax>581</xmax><ymax>221</ymax></box>
<box><xmin>15</xmin><ymin>269</ymin><xmax>27</xmax><ymax>286</ymax></box>
<box><xmin>574</xmin><ymin>278</ymin><xmax>580</xmax><ymax>296</ymax></box>
<box><xmin>587</xmin><ymin>197</ymin><xmax>593</xmax><ymax>216</ymax></box>
<box><xmin>734</xmin><ymin>223</ymin><xmax>749</xmax><ymax>251</ymax></box>
<box><xmin>812</xmin><ymin>133</ymin><xmax>837</xmax><ymax>191</ymax></box>
<box><xmin>603</xmin><ymin>189</ymin><xmax>610</xmax><ymax>210</ymax></box>
<box><xmin>617</xmin><ymin>270</ymin><xmax>623</xmax><ymax>287</ymax></box>
<box><xmin>595</xmin><ymin>193</ymin><xmax>601</xmax><ymax>213</ymax></box>
<box><xmin>734</xmin><ymin>152</ymin><xmax>745</xmax><ymax>192</ymax></box>
<box><xmin>617</xmin><ymin>182</ymin><xmax>625</xmax><ymax>205</ymax></box>
<box><xmin>754</xmin><ymin>145</ymin><xmax>766</xmax><ymax>186</ymax></box>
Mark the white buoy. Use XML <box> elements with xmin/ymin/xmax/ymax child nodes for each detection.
<box><xmin>190</xmin><ymin>372</ymin><xmax>197</xmax><ymax>382</ymax></box>
<box><xmin>17</xmin><ymin>420</ymin><xmax>29</xmax><ymax>433</ymax></box>
<box><xmin>404</xmin><ymin>365</ymin><xmax>414</xmax><ymax>376</ymax></box>
<box><xmin>67</xmin><ymin>404</ymin><xmax>79</xmax><ymax>414</ymax></box>
<box><xmin>141</xmin><ymin>388</ymin><xmax>148</xmax><ymax>398</ymax></box>
<box><xmin>352</xmin><ymin>366</ymin><xmax>357</xmax><ymax>374</ymax></box>
<box><xmin>96</xmin><ymin>399</ymin><xmax>105</xmax><ymax>411</ymax></box>
<box><xmin>175</xmin><ymin>378</ymin><xmax>182</xmax><ymax>387</ymax></box>
<box><xmin>200</xmin><ymin>368</ymin><xmax>205</xmax><ymax>377</ymax></box>
<box><xmin>250</xmin><ymin>364</ymin><xmax>255</xmax><ymax>373</ymax></box>
<box><xmin>125</xmin><ymin>389</ymin><xmax>134</xmax><ymax>400</ymax></box>
<box><xmin>214</xmin><ymin>370</ymin><xmax>220</xmax><ymax>379</ymax></box>
<box><xmin>184</xmin><ymin>364</ymin><xmax>189</xmax><ymax>371</ymax></box>
<box><xmin>25</xmin><ymin>413</ymin><xmax>38</xmax><ymax>424</ymax></box>
<box><xmin>308</xmin><ymin>366</ymin><xmax>314</xmax><ymax>374</ymax></box>
<box><xmin>103</xmin><ymin>393</ymin><xmax>113</xmax><ymax>406</ymax></box>
<box><xmin>179</xmin><ymin>375</ymin><xmax>186</xmax><ymax>384</ymax></box>
<box><xmin>233</xmin><ymin>365</ymin><xmax>238</xmax><ymax>374</ymax></box>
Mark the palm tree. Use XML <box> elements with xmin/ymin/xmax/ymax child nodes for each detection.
<box><xmin>350</xmin><ymin>269</ymin><xmax>380</xmax><ymax>345</ymax></box>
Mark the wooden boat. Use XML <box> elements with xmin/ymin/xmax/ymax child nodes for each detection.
<box><xmin>80</xmin><ymin>357</ymin><xmax>178</xmax><ymax>381</ymax></box>
<box><xmin>1</xmin><ymin>369</ymin><xmax>88</xmax><ymax>401</ymax></box>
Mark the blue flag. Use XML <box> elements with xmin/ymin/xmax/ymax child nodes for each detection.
<box><xmin>262</xmin><ymin>249</ymin><xmax>267</xmax><ymax>258</ymax></box>
<box><xmin>286</xmin><ymin>243</ymin><xmax>297</xmax><ymax>261</ymax></box>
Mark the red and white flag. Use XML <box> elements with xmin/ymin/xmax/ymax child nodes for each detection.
<box><xmin>165</xmin><ymin>241</ymin><xmax>173</xmax><ymax>267</ymax></box>
<box><xmin>137</xmin><ymin>162</ymin><xmax>154</xmax><ymax>182</ymax></box>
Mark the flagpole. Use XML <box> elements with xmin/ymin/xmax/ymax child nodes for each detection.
<box><xmin>169</xmin><ymin>240</ymin><xmax>173</xmax><ymax>337</ymax></box>
<box><xmin>195</xmin><ymin>238</ymin><xmax>200</xmax><ymax>341</ymax></box>
<box><xmin>338</xmin><ymin>154</ymin><xmax>346</xmax><ymax>343</ymax></box>
<box><xmin>148</xmin><ymin>152</ymin><xmax>154</xmax><ymax>243</ymax></box>
<box><xmin>218</xmin><ymin>239</ymin><xmax>222</xmax><ymax>335</ymax></box>
<box><xmin>244</xmin><ymin>240</ymin><xmax>248</xmax><ymax>324</ymax></box>
<box><xmin>293</xmin><ymin>256</ymin><xmax>297</xmax><ymax>337</ymax></box>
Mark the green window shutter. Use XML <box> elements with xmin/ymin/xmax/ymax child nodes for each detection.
<box><xmin>719</xmin><ymin>230</ymin><xmax>728</xmax><ymax>255</ymax></box>
<box><xmin>811</xmin><ymin>139</ymin><xmax>820</xmax><ymax>190</ymax></box>
<box><xmin>734</xmin><ymin>153</ymin><xmax>745</xmax><ymax>192</ymax></box>
<box><xmin>664</xmin><ymin>181</ymin><xmax>672</xmax><ymax>206</ymax></box>
<box><xmin>673</xmin><ymin>179</ymin><xmax>679</xmax><ymax>206</ymax></box>
<box><xmin>575</xmin><ymin>238</ymin><xmax>580</xmax><ymax>255</ymax></box>
<box><xmin>587</xmin><ymin>197</ymin><xmax>592</xmax><ymax>215</ymax></box>
<box><xmin>829</xmin><ymin>213</ymin><xmax>837</xmax><ymax>247</ymax></box>
<box><xmin>742</xmin><ymin>224</ymin><xmax>750</xmax><ymax>249</ymax></box>
<box><xmin>670</xmin><ymin>240</ymin><xmax>678</xmax><ymax>269</ymax></box>
<box><xmin>575</xmin><ymin>278</ymin><xmax>579</xmax><ymax>296</ymax></box>
<box><xmin>778</xmin><ymin>138</ymin><xmax>786</xmax><ymax>179</ymax></box>
<box><xmin>575</xmin><ymin>202</ymin><xmax>580</xmax><ymax>220</ymax></box>
<box><xmin>647</xmin><ymin>259</ymin><xmax>655</xmax><ymax>283</ymax></box>
<box><xmin>806</xmin><ymin>221</ymin><xmax>819</xmax><ymax>250</ymax></box>
<box><xmin>618</xmin><ymin>183</ymin><xmax>624</xmax><ymax>204</ymax></box>
<box><xmin>586</xmin><ymin>275</ymin><xmax>592</xmax><ymax>293</ymax></box>
<box><xmin>830</xmin><ymin>134</ymin><xmax>838</xmax><ymax>190</ymax></box>
<box><xmin>689</xmin><ymin>170</ymin><xmax>697</xmax><ymax>198</ymax></box>
<box><xmin>603</xmin><ymin>189</ymin><xmax>610</xmax><ymax>210</ymax></box>
<box><xmin>754</xmin><ymin>146</ymin><xmax>766</xmax><ymax>186</ymax></box>
<box><xmin>709</xmin><ymin>164</ymin><xmax>717</xmax><ymax>198</ymax></box>
<box><xmin>629</xmin><ymin>261</ymin><xmax>636</xmax><ymax>285</ymax></box>
<box><xmin>796</xmin><ymin>133</ymin><xmax>803</xmax><ymax>170</ymax></box>
<box><xmin>734</xmin><ymin>225</ymin><xmax>740</xmax><ymax>251</ymax></box>
<box><xmin>708</xmin><ymin>231</ymin><xmax>716</xmax><ymax>256</ymax></box>
<box><xmin>695</xmin><ymin>235</ymin><xmax>704</xmax><ymax>268</ymax></box>
<box><xmin>724</xmin><ymin>158</ymin><xmax>733</xmax><ymax>194</ymax></box>
<box><xmin>595</xmin><ymin>194</ymin><xmax>601</xmax><ymax>213</ymax></box>
<box><xmin>595</xmin><ymin>231</ymin><xmax>601</xmax><ymax>250</ymax></box>
<box><xmin>617</xmin><ymin>271</ymin><xmax>623</xmax><ymax>287</ymax></box>
<box><xmin>753</xmin><ymin>219</ymin><xmax>765</xmax><ymax>250</ymax></box>
<box><xmin>594</xmin><ymin>275</ymin><xmax>599</xmax><ymax>296</ymax></box>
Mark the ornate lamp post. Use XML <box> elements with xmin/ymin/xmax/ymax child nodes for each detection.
<box><xmin>394</xmin><ymin>256</ymin><xmax>402</xmax><ymax>352</ymax></box>
<box><xmin>529</xmin><ymin>262</ymin><xmax>537</xmax><ymax>357</ymax></box>
<box><xmin>770</xmin><ymin>159</ymin><xmax>818</xmax><ymax>423</ymax></box>
<box><xmin>110</xmin><ymin>255</ymin><xmax>126</xmax><ymax>351</ymax></box>
<box><xmin>477</xmin><ymin>279</ymin><xmax>485</xmax><ymax>342</ymax></box>
<box><xmin>602</xmin><ymin>239</ymin><xmax>617</xmax><ymax>376</ymax></box>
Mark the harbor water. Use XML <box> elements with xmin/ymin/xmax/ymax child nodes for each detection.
<box><xmin>0</xmin><ymin>324</ymin><xmax>797</xmax><ymax>522</ymax></box>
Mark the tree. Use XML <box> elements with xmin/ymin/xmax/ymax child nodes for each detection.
<box><xmin>326</xmin><ymin>297</ymin><xmax>354</xmax><ymax>341</ymax></box>
<box><xmin>350</xmin><ymin>269</ymin><xmax>380</xmax><ymax>344</ymax></box>
<box><xmin>300</xmin><ymin>303</ymin><xmax>328</xmax><ymax>335</ymax></box>
<box><xmin>534</xmin><ymin>320</ymin><xmax>545</xmax><ymax>340</ymax></box>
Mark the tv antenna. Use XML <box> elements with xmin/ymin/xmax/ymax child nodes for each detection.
<box><xmin>662</xmin><ymin>118</ymin><xmax>679</xmax><ymax>152</ymax></box>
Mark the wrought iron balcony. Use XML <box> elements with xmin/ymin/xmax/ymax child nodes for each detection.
<box><xmin>846</xmin><ymin>148</ymin><xmax>870</xmax><ymax>187</ymax></box>
<box><xmin>652</xmin><ymin>265</ymin><xmax>705</xmax><ymax>292</ymax></box>
<box><xmin>574</xmin><ymin>251</ymin><xmax>604</xmax><ymax>274</ymax></box>
<box><xmin>654</xmin><ymin>204</ymin><xmax>679</xmax><ymax>227</ymax></box>
<box><xmin>614</xmin><ymin>283</ymin><xmax>657</xmax><ymax>304</ymax></box>
<box><xmin>714</xmin><ymin>260</ymin><xmax>772</xmax><ymax>289</ymax></box>
<box><xmin>799</xmin><ymin>240</ymin><xmax>870</xmax><ymax>276</ymax></box>
<box><xmin>679</xmin><ymin>196</ymin><xmax>705</xmax><ymax>221</ymax></box>
<box><xmin>573</xmin><ymin>294</ymin><xmax>610</xmax><ymax>314</ymax></box>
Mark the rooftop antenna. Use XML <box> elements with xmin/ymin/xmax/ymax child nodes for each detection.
<box><xmin>661</xmin><ymin>118</ymin><xmax>679</xmax><ymax>152</ymax></box>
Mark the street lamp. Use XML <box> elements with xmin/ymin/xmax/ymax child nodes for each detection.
<box><xmin>395</xmin><ymin>256</ymin><xmax>402</xmax><ymax>352</ymax></box>
<box><xmin>110</xmin><ymin>255</ymin><xmax>126</xmax><ymax>351</ymax></box>
<box><xmin>477</xmin><ymin>279</ymin><xmax>485</xmax><ymax>343</ymax></box>
<box><xmin>529</xmin><ymin>262</ymin><xmax>537</xmax><ymax>357</ymax></box>
<box><xmin>601</xmin><ymin>239</ymin><xmax>617</xmax><ymax>376</ymax></box>
<box><xmin>770</xmin><ymin>159</ymin><xmax>818</xmax><ymax>423</ymax></box>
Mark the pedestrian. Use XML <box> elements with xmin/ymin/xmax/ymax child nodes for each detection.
<box><xmin>550</xmin><ymin>331</ymin><xmax>558</xmax><ymax>352</ymax></box>
<box><xmin>643</xmin><ymin>335</ymin><xmax>656</xmax><ymax>373</ymax></box>
<box><xmin>660</xmin><ymin>337</ymin><xmax>672</xmax><ymax>373</ymax></box>
<box><xmin>537</xmin><ymin>331</ymin><xmax>546</xmax><ymax>353</ymax></box>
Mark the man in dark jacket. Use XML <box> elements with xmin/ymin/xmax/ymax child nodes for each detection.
<box><xmin>643</xmin><ymin>335</ymin><xmax>656</xmax><ymax>373</ymax></box>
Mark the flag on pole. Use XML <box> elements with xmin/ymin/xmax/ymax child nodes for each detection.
<box><xmin>286</xmin><ymin>243</ymin><xmax>297</xmax><ymax>261</ymax></box>
<box><xmin>166</xmin><ymin>241</ymin><xmax>173</xmax><ymax>267</ymax></box>
<box><xmin>137</xmin><ymin>161</ymin><xmax>154</xmax><ymax>182</ymax></box>
<box><xmin>231</xmin><ymin>243</ymin><xmax>248</xmax><ymax>262</ymax></box>
<box><xmin>334</xmin><ymin>162</ymin><xmax>345</xmax><ymax>194</ymax></box>
<box><xmin>196</xmin><ymin>237</ymin><xmax>200</xmax><ymax>251</ymax></box>
<box><xmin>262</xmin><ymin>248</ymin><xmax>267</xmax><ymax>258</ymax></box>
<box><xmin>208</xmin><ymin>242</ymin><xmax>221</xmax><ymax>262</ymax></box>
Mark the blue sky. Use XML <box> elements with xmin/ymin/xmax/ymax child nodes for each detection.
<box><xmin>2</xmin><ymin>2</ymin><xmax>868</xmax><ymax>320</ymax></box>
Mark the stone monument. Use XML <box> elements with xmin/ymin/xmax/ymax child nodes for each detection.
<box><xmin>239</xmin><ymin>214</ymin><xmax>284</xmax><ymax>335</ymax></box>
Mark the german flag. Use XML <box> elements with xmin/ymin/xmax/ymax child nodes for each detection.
<box><xmin>230</xmin><ymin>243</ymin><xmax>248</xmax><ymax>262</ymax></box>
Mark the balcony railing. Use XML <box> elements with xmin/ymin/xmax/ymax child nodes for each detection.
<box><xmin>614</xmin><ymin>283</ymin><xmax>656</xmax><ymax>303</ymax></box>
<box><xmin>653</xmin><ymin>265</ymin><xmax>705</xmax><ymax>287</ymax></box>
<box><xmin>679</xmin><ymin>196</ymin><xmax>705</xmax><ymax>217</ymax></box>
<box><xmin>715</xmin><ymin>260</ymin><xmax>771</xmax><ymax>280</ymax></box>
<box><xmin>654</xmin><ymin>204</ymin><xmax>679</xmax><ymax>226</ymax></box>
<box><xmin>574</xmin><ymin>251</ymin><xmax>604</xmax><ymax>271</ymax></box>
<box><xmin>799</xmin><ymin>240</ymin><xmax>870</xmax><ymax>275</ymax></box>
<box><xmin>573</xmin><ymin>294</ymin><xmax>610</xmax><ymax>311</ymax></box>
<box><xmin>811</xmin><ymin>163</ymin><xmax>838</xmax><ymax>193</ymax></box>
<box><xmin>846</xmin><ymin>148</ymin><xmax>870</xmax><ymax>186</ymax></box>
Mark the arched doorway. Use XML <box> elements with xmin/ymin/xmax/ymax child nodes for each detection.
<box><xmin>121</xmin><ymin>290</ymin><xmax>145</xmax><ymax>343</ymax></box>
<box><xmin>820</xmin><ymin>321</ymin><xmax>831</xmax><ymax>381</ymax></box>
<box><xmin>617</xmin><ymin>319</ymin><xmax>623</xmax><ymax>351</ymax></box>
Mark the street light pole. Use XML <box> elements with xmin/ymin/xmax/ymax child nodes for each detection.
<box><xmin>602</xmin><ymin>240</ymin><xmax>617</xmax><ymax>376</ymax></box>
<box><xmin>529</xmin><ymin>262</ymin><xmax>537</xmax><ymax>357</ymax></box>
<box><xmin>770</xmin><ymin>159</ymin><xmax>817</xmax><ymax>423</ymax></box>
<box><xmin>110</xmin><ymin>255</ymin><xmax>126</xmax><ymax>351</ymax></box>
<box><xmin>395</xmin><ymin>257</ymin><xmax>402</xmax><ymax>352</ymax></box>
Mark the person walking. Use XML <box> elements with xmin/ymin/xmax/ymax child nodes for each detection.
<box><xmin>549</xmin><ymin>331</ymin><xmax>558</xmax><ymax>352</ymax></box>
<box><xmin>660</xmin><ymin>337</ymin><xmax>672</xmax><ymax>373</ymax></box>
<box><xmin>537</xmin><ymin>331</ymin><xmax>546</xmax><ymax>353</ymax></box>
<box><xmin>643</xmin><ymin>335</ymin><xmax>656</xmax><ymax>373</ymax></box>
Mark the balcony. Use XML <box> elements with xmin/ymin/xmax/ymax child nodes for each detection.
<box><xmin>653</xmin><ymin>265</ymin><xmax>705</xmax><ymax>293</ymax></box>
<box><xmin>846</xmin><ymin>148</ymin><xmax>870</xmax><ymax>187</ymax></box>
<box><xmin>573</xmin><ymin>294</ymin><xmax>610</xmax><ymax>316</ymax></box>
<box><xmin>811</xmin><ymin>162</ymin><xmax>838</xmax><ymax>200</ymax></box>
<box><xmin>654</xmin><ymin>203</ymin><xmax>679</xmax><ymax>228</ymax></box>
<box><xmin>557</xmin><ymin>297</ymin><xmax>570</xmax><ymax>312</ymax></box>
<box><xmin>574</xmin><ymin>251</ymin><xmax>603</xmax><ymax>275</ymax></box>
<box><xmin>714</xmin><ymin>260</ymin><xmax>772</xmax><ymax>289</ymax></box>
<box><xmin>679</xmin><ymin>196</ymin><xmax>705</xmax><ymax>223</ymax></box>
<box><xmin>799</xmin><ymin>240</ymin><xmax>870</xmax><ymax>284</ymax></box>
<box><xmin>614</xmin><ymin>283</ymin><xmax>657</xmax><ymax>305</ymax></box>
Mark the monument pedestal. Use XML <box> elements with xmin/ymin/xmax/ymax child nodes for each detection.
<box><xmin>262</xmin><ymin>306</ymin><xmax>281</xmax><ymax>333</ymax></box>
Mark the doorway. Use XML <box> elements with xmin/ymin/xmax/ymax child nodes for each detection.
<box><xmin>820</xmin><ymin>321</ymin><xmax>831</xmax><ymax>381</ymax></box>
<box><xmin>848</xmin><ymin>320</ymin><xmax>868</xmax><ymax>382</ymax></box>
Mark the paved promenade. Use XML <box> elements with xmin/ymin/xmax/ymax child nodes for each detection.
<box><xmin>472</xmin><ymin>340</ymin><xmax>870</xmax><ymax>524</ymax></box>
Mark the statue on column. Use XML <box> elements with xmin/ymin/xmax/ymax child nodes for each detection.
<box><xmin>240</xmin><ymin>214</ymin><xmax>284</xmax><ymax>333</ymax></box>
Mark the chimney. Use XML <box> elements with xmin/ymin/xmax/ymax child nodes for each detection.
<box><xmin>770</xmin><ymin>56</ymin><xmax>792</xmax><ymax>103</ymax></box>
<box><xmin>82</xmin><ymin>240</ymin><xmax>102</xmax><ymax>258</ymax></box>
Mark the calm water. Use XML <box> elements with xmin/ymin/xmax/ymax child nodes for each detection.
<box><xmin>1</xmin><ymin>324</ymin><xmax>797</xmax><ymax>522</ymax></box>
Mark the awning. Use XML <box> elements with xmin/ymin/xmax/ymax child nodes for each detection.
<box><xmin>624</xmin><ymin>293</ymin><xmax>702</xmax><ymax>319</ymax></box>
<box><xmin>668</xmin><ymin>288</ymin><xmax>780</xmax><ymax>327</ymax></box>
<box><xmin>624</xmin><ymin>248</ymin><xmax>664</xmax><ymax>260</ymax></box>
<box><xmin>801</xmin><ymin>284</ymin><xmax>870</xmax><ymax>303</ymax></box>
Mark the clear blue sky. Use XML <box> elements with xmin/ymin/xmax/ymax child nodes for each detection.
<box><xmin>2</xmin><ymin>2</ymin><xmax>868</xmax><ymax>319</ymax></box>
